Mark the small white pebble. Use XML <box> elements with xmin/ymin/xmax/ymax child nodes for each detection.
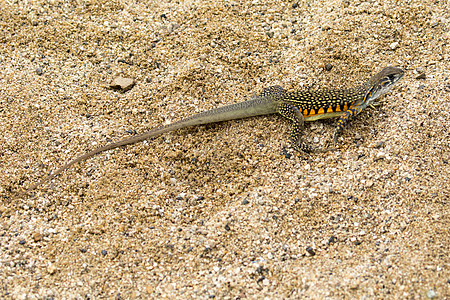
<box><xmin>426</xmin><ymin>289</ymin><xmax>436</xmax><ymax>299</ymax></box>
<box><xmin>47</xmin><ymin>263</ymin><xmax>57</xmax><ymax>275</ymax></box>
<box><xmin>377</xmin><ymin>152</ymin><xmax>386</xmax><ymax>159</ymax></box>
<box><xmin>390</xmin><ymin>42</ymin><xmax>399</xmax><ymax>49</ymax></box>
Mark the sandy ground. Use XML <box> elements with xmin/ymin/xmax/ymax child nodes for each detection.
<box><xmin>1</xmin><ymin>0</ymin><xmax>449</xmax><ymax>298</ymax></box>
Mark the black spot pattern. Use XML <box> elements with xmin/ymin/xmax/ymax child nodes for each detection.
<box><xmin>281</xmin><ymin>89</ymin><xmax>365</xmax><ymax>113</ymax></box>
<box><xmin>276</xmin><ymin>88</ymin><xmax>367</xmax><ymax>152</ymax></box>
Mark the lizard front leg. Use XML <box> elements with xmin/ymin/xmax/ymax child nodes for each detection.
<box><xmin>333</xmin><ymin>106</ymin><xmax>363</xmax><ymax>145</ymax></box>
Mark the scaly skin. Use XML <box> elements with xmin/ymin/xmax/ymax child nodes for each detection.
<box><xmin>27</xmin><ymin>66</ymin><xmax>404</xmax><ymax>191</ymax></box>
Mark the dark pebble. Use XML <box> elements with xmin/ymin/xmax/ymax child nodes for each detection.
<box><xmin>328</xmin><ymin>236</ymin><xmax>337</xmax><ymax>244</ymax></box>
<box><xmin>242</xmin><ymin>199</ymin><xmax>249</xmax><ymax>205</ymax></box>
<box><xmin>282</xmin><ymin>148</ymin><xmax>291</xmax><ymax>159</ymax></box>
<box><xmin>375</xmin><ymin>141</ymin><xmax>385</xmax><ymax>149</ymax></box>
<box><xmin>306</xmin><ymin>246</ymin><xmax>315</xmax><ymax>256</ymax></box>
<box><xmin>19</xmin><ymin>240</ymin><xmax>26</xmax><ymax>245</ymax></box>
<box><xmin>224</xmin><ymin>224</ymin><xmax>230</xmax><ymax>231</ymax></box>
<box><xmin>36</xmin><ymin>67</ymin><xmax>43</xmax><ymax>75</ymax></box>
<box><xmin>80</xmin><ymin>248</ymin><xmax>87</xmax><ymax>253</ymax></box>
<box><xmin>416</xmin><ymin>73</ymin><xmax>426</xmax><ymax>80</ymax></box>
<box><xmin>324</xmin><ymin>63</ymin><xmax>333</xmax><ymax>71</ymax></box>
<box><xmin>117</xmin><ymin>59</ymin><xmax>133</xmax><ymax>65</ymax></box>
<box><xmin>101</xmin><ymin>250</ymin><xmax>107</xmax><ymax>256</ymax></box>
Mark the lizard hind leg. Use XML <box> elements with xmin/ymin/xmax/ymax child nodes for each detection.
<box><xmin>262</xmin><ymin>85</ymin><xmax>286</xmax><ymax>97</ymax></box>
<box><xmin>251</xmin><ymin>85</ymin><xmax>286</xmax><ymax>100</ymax></box>
<box><xmin>277</xmin><ymin>102</ymin><xmax>316</xmax><ymax>153</ymax></box>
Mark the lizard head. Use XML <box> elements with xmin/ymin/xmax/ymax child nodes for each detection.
<box><xmin>364</xmin><ymin>66</ymin><xmax>404</xmax><ymax>105</ymax></box>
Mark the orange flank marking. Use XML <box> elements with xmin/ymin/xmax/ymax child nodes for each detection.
<box><xmin>302</xmin><ymin>103</ymin><xmax>349</xmax><ymax>117</ymax></box>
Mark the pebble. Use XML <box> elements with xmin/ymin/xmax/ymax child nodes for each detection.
<box><xmin>328</xmin><ymin>236</ymin><xmax>337</xmax><ymax>244</ymax></box>
<box><xmin>374</xmin><ymin>141</ymin><xmax>385</xmax><ymax>149</ymax></box>
<box><xmin>306</xmin><ymin>247</ymin><xmax>315</xmax><ymax>256</ymax></box>
<box><xmin>416</xmin><ymin>73</ymin><xmax>426</xmax><ymax>80</ymax></box>
<box><xmin>32</xmin><ymin>232</ymin><xmax>43</xmax><ymax>242</ymax></box>
<box><xmin>426</xmin><ymin>289</ymin><xmax>436</xmax><ymax>298</ymax></box>
<box><xmin>108</xmin><ymin>77</ymin><xmax>135</xmax><ymax>92</ymax></box>
<box><xmin>390</xmin><ymin>42</ymin><xmax>399</xmax><ymax>50</ymax></box>
<box><xmin>47</xmin><ymin>264</ymin><xmax>57</xmax><ymax>275</ymax></box>
<box><xmin>167</xmin><ymin>23</ymin><xmax>180</xmax><ymax>33</ymax></box>
<box><xmin>376</xmin><ymin>152</ymin><xmax>386</xmax><ymax>160</ymax></box>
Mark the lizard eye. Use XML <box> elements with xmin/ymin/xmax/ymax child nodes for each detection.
<box><xmin>382</xmin><ymin>78</ymin><xmax>392</xmax><ymax>87</ymax></box>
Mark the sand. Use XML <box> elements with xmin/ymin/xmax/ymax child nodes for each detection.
<box><xmin>0</xmin><ymin>0</ymin><xmax>448</xmax><ymax>298</ymax></box>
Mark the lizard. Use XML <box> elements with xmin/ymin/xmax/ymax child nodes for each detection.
<box><xmin>26</xmin><ymin>66</ymin><xmax>404</xmax><ymax>192</ymax></box>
